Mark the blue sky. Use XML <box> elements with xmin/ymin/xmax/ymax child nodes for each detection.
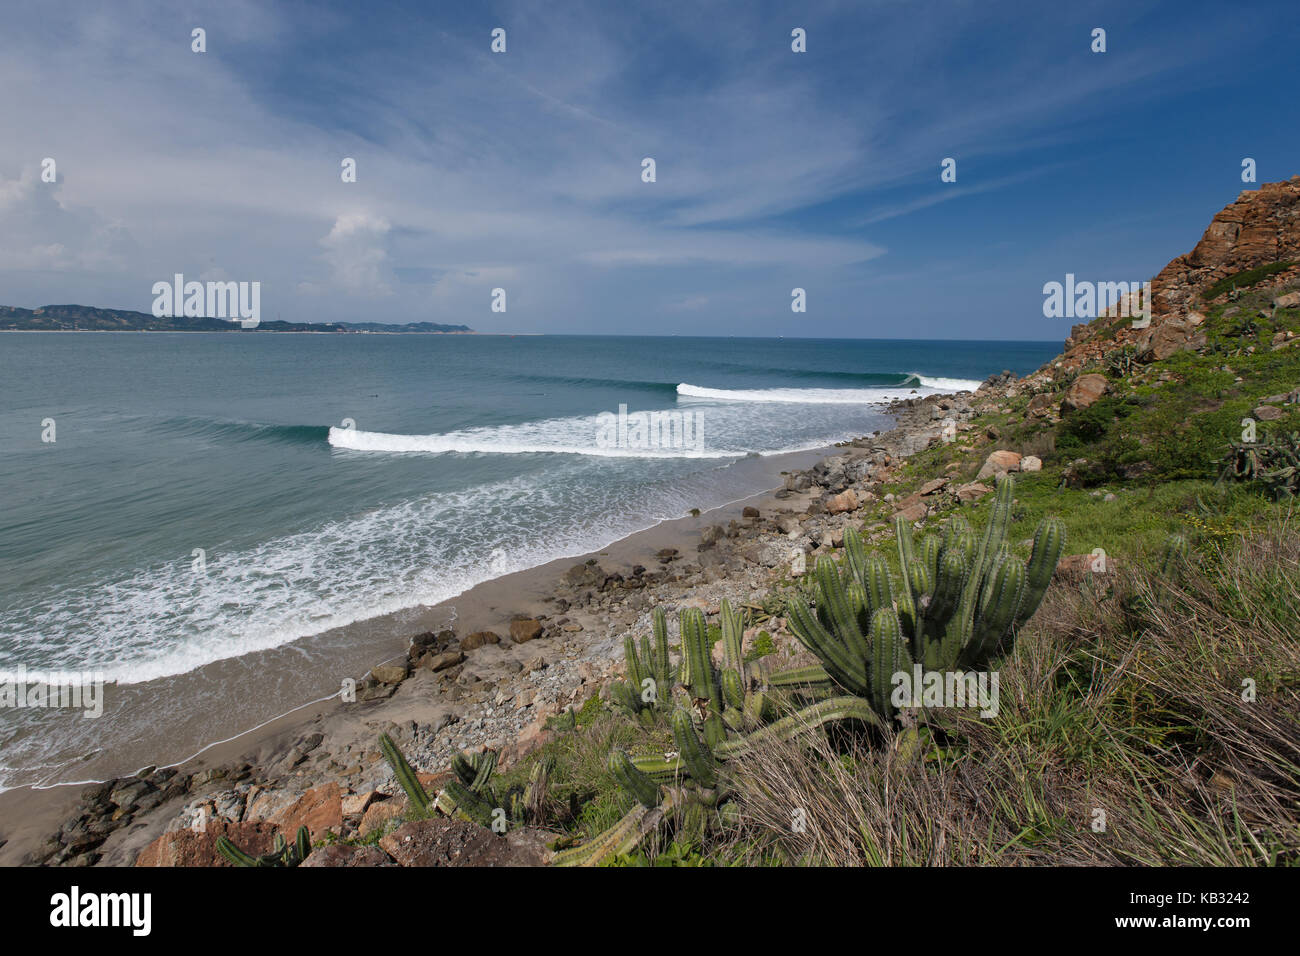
<box><xmin>1</xmin><ymin>0</ymin><xmax>1297</xmax><ymax>338</ymax></box>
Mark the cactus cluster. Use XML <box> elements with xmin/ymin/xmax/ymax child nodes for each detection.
<box><xmin>379</xmin><ymin>732</ymin><xmax>551</xmax><ymax>832</ymax></box>
<box><xmin>554</xmin><ymin>602</ymin><xmax>885</xmax><ymax>866</ymax></box>
<box><xmin>609</xmin><ymin>607</ymin><xmax>675</xmax><ymax>724</ymax></box>
<box><xmin>1219</xmin><ymin>430</ymin><xmax>1300</xmax><ymax>499</ymax></box>
<box><xmin>787</xmin><ymin>473</ymin><xmax>1065</xmax><ymax>718</ymax></box>
<box><xmin>216</xmin><ymin>825</ymin><xmax>312</xmax><ymax>867</ymax></box>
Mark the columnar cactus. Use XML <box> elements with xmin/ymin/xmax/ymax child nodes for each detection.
<box><xmin>787</xmin><ymin>473</ymin><xmax>1065</xmax><ymax>717</ymax></box>
<box><xmin>610</xmin><ymin>607</ymin><xmax>676</xmax><ymax>723</ymax></box>
<box><xmin>216</xmin><ymin>824</ymin><xmax>312</xmax><ymax>867</ymax></box>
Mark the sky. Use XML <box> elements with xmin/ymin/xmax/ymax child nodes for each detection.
<box><xmin>1</xmin><ymin>0</ymin><xmax>1297</xmax><ymax>339</ymax></box>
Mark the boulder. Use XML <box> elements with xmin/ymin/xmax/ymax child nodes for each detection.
<box><xmin>976</xmin><ymin>450</ymin><xmax>1022</xmax><ymax>480</ymax></box>
<box><xmin>1019</xmin><ymin>455</ymin><xmax>1043</xmax><ymax>473</ymax></box>
<box><xmin>268</xmin><ymin>782</ymin><xmax>343</xmax><ymax>841</ymax></box>
<box><xmin>359</xmin><ymin>795</ymin><xmax>409</xmax><ymax>837</ymax></box>
<box><xmin>918</xmin><ymin>478</ymin><xmax>949</xmax><ymax>496</ymax></box>
<box><xmin>1273</xmin><ymin>291</ymin><xmax>1300</xmax><ymax>310</ymax></box>
<box><xmin>460</xmin><ymin>631</ymin><xmax>500</xmax><ymax>650</ymax></box>
<box><xmin>378</xmin><ymin>818</ymin><xmax>552</xmax><ymax>867</ymax></box>
<box><xmin>299</xmin><ymin>844</ymin><xmax>395</xmax><ymax>867</ymax></box>
<box><xmin>135</xmin><ymin>820</ymin><xmax>280</xmax><ymax>867</ymax></box>
<box><xmin>1253</xmin><ymin>405</ymin><xmax>1285</xmax><ymax>421</ymax></box>
<box><xmin>826</xmin><ymin>489</ymin><xmax>859</xmax><ymax>514</ymax></box>
<box><xmin>420</xmin><ymin>649</ymin><xmax>465</xmax><ymax>671</ymax></box>
<box><xmin>509</xmin><ymin>619</ymin><xmax>544</xmax><ymax>644</ymax></box>
<box><xmin>955</xmin><ymin>482</ymin><xmax>992</xmax><ymax>503</ymax></box>
<box><xmin>895</xmin><ymin>501</ymin><xmax>927</xmax><ymax>524</ymax></box>
<box><xmin>1061</xmin><ymin>374</ymin><xmax>1109</xmax><ymax>412</ymax></box>
<box><xmin>371</xmin><ymin>662</ymin><xmax>410</xmax><ymax>685</ymax></box>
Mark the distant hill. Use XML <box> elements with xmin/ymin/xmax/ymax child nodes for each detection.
<box><xmin>0</xmin><ymin>304</ymin><xmax>472</xmax><ymax>334</ymax></box>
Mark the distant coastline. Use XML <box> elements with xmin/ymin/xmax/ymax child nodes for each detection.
<box><xmin>0</xmin><ymin>304</ymin><xmax>474</xmax><ymax>334</ymax></box>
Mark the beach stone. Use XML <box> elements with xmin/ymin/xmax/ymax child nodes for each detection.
<box><xmin>826</xmin><ymin>489</ymin><xmax>859</xmax><ymax>514</ymax></box>
<box><xmin>1020</xmin><ymin>455</ymin><xmax>1043</xmax><ymax>472</ymax></box>
<box><xmin>269</xmin><ymin>782</ymin><xmax>343</xmax><ymax>841</ymax></box>
<box><xmin>357</xmin><ymin>679</ymin><xmax>397</xmax><ymax>702</ymax></box>
<box><xmin>372</xmin><ymin>661</ymin><xmax>410</xmax><ymax>684</ymax></box>
<box><xmin>300</xmin><ymin>844</ymin><xmax>395</xmax><ymax>867</ymax></box>
<box><xmin>461</xmin><ymin>631</ymin><xmax>500</xmax><ymax>650</ymax></box>
<box><xmin>509</xmin><ymin>619</ymin><xmax>544</xmax><ymax>644</ymax></box>
<box><xmin>421</xmin><ymin>649</ymin><xmax>465</xmax><ymax>671</ymax></box>
<box><xmin>1061</xmin><ymin>374</ymin><xmax>1109</xmax><ymax>411</ymax></box>
<box><xmin>109</xmin><ymin>780</ymin><xmax>151</xmax><ymax>811</ymax></box>
<box><xmin>742</xmin><ymin>506</ymin><xmax>760</xmax><ymax>518</ymax></box>
<box><xmin>378</xmin><ymin>819</ymin><xmax>552</xmax><ymax>867</ymax></box>
<box><xmin>976</xmin><ymin>450</ymin><xmax>1022</xmax><ymax>480</ymax></box>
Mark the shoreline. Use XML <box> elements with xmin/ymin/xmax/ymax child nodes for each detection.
<box><xmin>0</xmin><ymin>429</ymin><xmax>883</xmax><ymax>865</ymax></box>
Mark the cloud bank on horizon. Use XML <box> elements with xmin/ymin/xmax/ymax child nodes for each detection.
<box><xmin>1</xmin><ymin>0</ymin><xmax>1297</xmax><ymax>339</ymax></box>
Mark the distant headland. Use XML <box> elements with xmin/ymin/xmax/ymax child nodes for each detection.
<box><xmin>0</xmin><ymin>304</ymin><xmax>473</xmax><ymax>334</ymax></box>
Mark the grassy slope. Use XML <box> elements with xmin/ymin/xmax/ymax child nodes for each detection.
<box><xmin>368</xmin><ymin>284</ymin><xmax>1300</xmax><ymax>866</ymax></box>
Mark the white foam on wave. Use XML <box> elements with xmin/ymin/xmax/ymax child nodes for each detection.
<box><xmin>903</xmin><ymin>373</ymin><xmax>983</xmax><ymax>392</ymax></box>
<box><xmin>676</xmin><ymin>381</ymin><xmax>968</xmax><ymax>404</ymax></box>
<box><xmin>0</xmin><ymin>473</ymin><xmax>704</xmax><ymax>685</ymax></box>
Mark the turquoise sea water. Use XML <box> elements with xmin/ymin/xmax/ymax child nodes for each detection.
<box><xmin>0</xmin><ymin>332</ymin><xmax>1057</xmax><ymax>788</ymax></box>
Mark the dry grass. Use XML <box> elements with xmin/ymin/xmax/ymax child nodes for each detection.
<box><xmin>712</xmin><ymin>521</ymin><xmax>1300</xmax><ymax>866</ymax></box>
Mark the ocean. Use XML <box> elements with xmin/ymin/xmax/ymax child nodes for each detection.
<box><xmin>0</xmin><ymin>332</ymin><xmax>1058</xmax><ymax>790</ymax></box>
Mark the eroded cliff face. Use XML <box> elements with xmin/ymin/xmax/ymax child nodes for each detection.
<box><xmin>1058</xmin><ymin>177</ymin><xmax>1300</xmax><ymax>373</ymax></box>
<box><xmin>1155</xmin><ymin>176</ymin><xmax>1300</xmax><ymax>317</ymax></box>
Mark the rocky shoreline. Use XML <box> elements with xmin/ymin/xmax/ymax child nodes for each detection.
<box><xmin>8</xmin><ymin>372</ymin><xmax>1049</xmax><ymax>868</ymax></box>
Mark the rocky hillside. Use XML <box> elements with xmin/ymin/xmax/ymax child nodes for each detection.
<box><xmin>1060</xmin><ymin>178</ymin><xmax>1300</xmax><ymax>373</ymax></box>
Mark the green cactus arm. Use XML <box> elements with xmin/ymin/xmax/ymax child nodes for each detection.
<box><xmin>671</xmin><ymin>708</ymin><xmax>718</xmax><ymax>787</ymax></box>
<box><xmin>1014</xmin><ymin>516</ymin><xmax>1066</xmax><ymax>627</ymax></box>
<box><xmin>967</xmin><ymin>555</ymin><xmax>1026</xmax><ymax>665</ymax></box>
<box><xmin>844</xmin><ymin>526</ymin><xmax>871</xmax><ymax>589</ymax></box>
<box><xmin>680</xmin><ymin>608</ymin><xmax>718</xmax><ymax>707</ymax></box>
<box><xmin>720</xmin><ymin>667</ymin><xmax>745</xmax><ymax>710</ymax></box>
<box><xmin>720</xmin><ymin>598</ymin><xmax>746</xmax><ymax>681</ymax></box>
<box><xmin>651</xmin><ymin>607</ymin><xmax>674</xmax><ymax>695</ymax></box>
<box><xmin>379</xmin><ymin>732</ymin><xmax>432</xmax><ymax>814</ymax></box>
<box><xmin>870</xmin><ymin>607</ymin><xmax>911</xmax><ymax>717</ymax></box>
<box><xmin>443</xmin><ymin>779</ymin><xmax>497</xmax><ymax>828</ymax></box>
<box><xmin>786</xmin><ymin>597</ymin><xmax>869</xmax><ymax>696</ymax></box>
<box><xmin>715</xmin><ymin>696</ymin><xmax>885</xmax><ymax>758</ymax></box>
<box><xmin>609</xmin><ymin>749</ymin><xmax>663</xmax><ymax>808</ymax></box>
<box><xmin>623</xmin><ymin>634</ymin><xmax>645</xmax><ymax>692</ymax></box>
<box><xmin>215</xmin><ymin>836</ymin><xmax>261</xmax><ymax>867</ymax></box>
<box><xmin>470</xmin><ymin>749</ymin><xmax>498</xmax><ymax>793</ymax></box>
<box><xmin>862</xmin><ymin>552</ymin><xmax>894</xmax><ymax>618</ymax></box>
<box><xmin>964</xmin><ymin>473</ymin><xmax>1016</xmax><ymax>617</ymax></box>
<box><xmin>815</xmin><ymin>555</ymin><xmax>868</xmax><ymax>663</ymax></box>
<box><xmin>767</xmin><ymin>664</ymin><xmax>834</xmax><ymax>687</ymax></box>
<box><xmin>630</xmin><ymin>753</ymin><xmax>686</xmax><ymax>779</ymax></box>
<box><xmin>551</xmin><ymin>791</ymin><xmax>675</xmax><ymax>867</ymax></box>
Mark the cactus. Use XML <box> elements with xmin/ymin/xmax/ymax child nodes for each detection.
<box><xmin>786</xmin><ymin>473</ymin><xmax>1065</xmax><ymax>717</ymax></box>
<box><xmin>610</xmin><ymin>607</ymin><xmax>676</xmax><ymax>723</ymax></box>
<box><xmin>216</xmin><ymin>824</ymin><xmax>312</xmax><ymax>868</ymax></box>
<box><xmin>380</xmin><ymin>731</ymin><xmax>431</xmax><ymax>815</ymax></box>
